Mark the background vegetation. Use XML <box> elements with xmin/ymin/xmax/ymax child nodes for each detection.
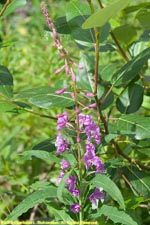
<box><xmin>0</xmin><ymin>0</ymin><xmax>150</xmax><ymax>224</ymax></box>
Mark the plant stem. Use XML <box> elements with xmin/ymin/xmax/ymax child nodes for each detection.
<box><xmin>0</xmin><ymin>0</ymin><xmax>13</xmax><ymax>17</ymax></box>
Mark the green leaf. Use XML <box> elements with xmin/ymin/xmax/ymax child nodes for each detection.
<box><xmin>66</xmin><ymin>0</ymin><xmax>95</xmax><ymax>43</ymax></box>
<box><xmin>30</xmin><ymin>93</ymin><xmax>74</xmax><ymax>108</ymax></box>
<box><xmin>0</xmin><ymin>100</ymin><xmax>14</xmax><ymax>113</ymax></box>
<box><xmin>113</xmin><ymin>24</ymin><xmax>137</xmax><ymax>45</ymax></box>
<box><xmin>2</xmin><ymin>0</ymin><xmax>27</xmax><ymax>17</ymax></box>
<box><xmin>20</xmin><ymin>150</ymin><xmax>61</xmax><ymax>163</ymax></box>
<box><xmin>124</xmin><ymin>3</ymin><xmax>150</xmax><ymax>14</ymax></box>
<box><xmin>123</xmin><ymin>167</ymin><xmax>150</xmax><ymax>197</ymax></box>
<box><xmin>0</xmin><ymin>65</ymin><xmax>13</xmax><ymax>98</ymax></box>
<box><xmin>82</xmin><ymin>0</ymin><xmax>129</xmax><ymax>29</ymax></box>
<box><xmin>16</xmin><ymin>87</ymin><xmax>74</xmax><ymax>108</ymax></box>
<box><xmin>30</xmin><ymin>181</ymin><xmax>50</xmax><ymax>191</ymax></box>
<box><xmin>136</xmin><ymin>10</ymin><xmax>150</xmax><ymax>30</ymax></box>
<box><xmin>16</xmin><ymin>87</ymin><xmax>55</xmax><ymax>99</ymax></box>
<box><xmin>94</xmin><ymin>205</ymin><xmax>138</xmax><ymax>225</ymax></box>
<box><xmin>32</xmin><ymin>138</ymin><xmax>56</xmax><ymax>152</ymax></box>
<box><xmin>112</xmin><ymin>48</ymin><xmax>150</xmax><ymax>86</ymax></box>
<box><xmin>57</xmin><ymin>170</ymin><xmax>73</xmax><ymax>203</ymax></box>
<box><xmin>47</xmin><ymin>205</ymin><xmax>73</xmax><ymax>222</ymax></box>
<box><xmin>100</xmin><ymin>90</ymin><xmax>114</xmax><ymax>110</ymax></box>
<box><xmin>65</xmin><ymin>1</ymin><xmax>110</xmax><ymax>43</ymax></box>
<box><xmin>92</xmin><ymin>174</ymin><xmax>125</xmax><ymax>209</ymax></box>
<box><xmin>77</xmin><ymin>54</ymin><xmax>94</xmax><ymax>92</ymax></box>
<box><xmin>55</xmin><ymin>16</ymin><xmax>71</xmax><ymax>34</ymax></box>
<box><xmin>116</xmin><ymin>84</ymin><xmax>144</xmax><ymax>114</ymax></box>
<box><xmin>5</xmin><ymin>186</ymin><xmax>57</xmax><ymax>221</ymax></box>
<box><xmin>108</xmin><ymin>115</ymin><xmax>150</xmax><ymax>140</ymax></box>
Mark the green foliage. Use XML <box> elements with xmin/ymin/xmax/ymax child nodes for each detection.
<box><xmin>92</xmin><ymin>174</ymin><xmax>125</xmax><ymax>210</ymax></box>
<box><xmin>6</xmin><ymin>186</ymin><xmax>57</xmax><ymax>220</ymax></box>
<box><xmin>93</xmin><ymin>205</ymin><xmax>138</xmax><ymax>225</ymax></box>
<box><xmin>0</xmin><ymin>0</ymin><xmax>150</xmax><ymax>224</ymax></box>
<box><xmin>82</xmin><ymin>0</ymin><xmax>130</xmax><ymax>29</ymax></box>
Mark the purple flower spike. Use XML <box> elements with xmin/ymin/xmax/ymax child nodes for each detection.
<box><xmin>55</xmin><ymin>133</ymin><xmax>68</xmax><ymax>155</ymax></box>
<box><xmin>70</xmin><ymin>203</ymin><xmax>80</xmax><ymax>214</ymax></box>
<box><xmin>89</xmin><ymin>188</ymin><xmax>104</xmax><ymax>207</ymax></box>
<box><xmin>57</xmin><ymin>112</ymin><xmax>68</xmax><ymax>130</ymax></box>
<box><xmin>61</xmin><ymin>159</ymin><xmax>70</xmax><ymax>170</ymax></box>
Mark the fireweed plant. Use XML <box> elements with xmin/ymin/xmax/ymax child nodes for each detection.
<box><xmin>41</xmin><ymin>1</ymin><xmax>105</xmax><ymax>218</ymax></box>
<box><xmin>1</xmin><ymin>0</ymin><xmax>150</xmax><ymax>224</ymax></box>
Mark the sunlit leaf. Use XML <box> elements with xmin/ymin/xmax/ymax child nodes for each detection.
<box><xmin>82</xmin><ymin>0</ymin><xmax>129</xmax><ymax>29</ymax></box>
<box><xmin>113</xmin><ymin>24</ymin><xmax>137</xmax><ymax>45</ymax></box>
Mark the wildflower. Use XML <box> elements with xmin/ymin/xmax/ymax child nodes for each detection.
<box><xmin>92</xmin><ymin>156</ymin><xmax>105</xmax><ymax>173</ymax></box>
<box><xmin>57</xmin><ymin>112</ymin><xmax>68</xmax><ymax>130</ymax></box>
<box><xmin>55</xmin><ymin>133</ymin><xmax>68</xmax><ymax>154</ymax></box>
<box><xmin>86</xmin><ymin>92</ymin><xmax>95</xmax><ymax>97</ymax></box>
<box><xmin>89</xmin><ymin>188</ymin><xmax>104</xmax><ymax>207</ymax></box>
<box><xmin>72</xmin><ymin>189</ymin><xmax>80</xmax><ymax>197</ymax></box>
<box><xmin>88</xmin><ymin>103</ymin><xmax>97</xmax><ymax>108</ymax></box>
<box><xmin>57</xmin><ymin>170</ymin><xmax>65</xmax><ymax>184</ymax></box>
<box><xmin>55</xmin><ymin>88</ymin><xmax>66</xmax><ymax>95</ymax></box>
<box><xmin>66</xmin><ymin>176</ymin><xmax>77</xmax><ymax>192</ymax></box>
<box><xmin>83</xmin><ymin>143</ymin><xmax>105</xmax><ymax>173</ymax></box>
<box><xmin>61</xmin><ymin>159</ymin><xmax>70</xmax><ymax>170</ymax></box>
<box><xmin>70</xmin><ymin>203</ymin><xmax>80</xmax><ymax>214</ymax></box>
<box><xmin>78</xmin><ymin>114</ymin><xmax>101</xmax><ymax>144</ymax></box>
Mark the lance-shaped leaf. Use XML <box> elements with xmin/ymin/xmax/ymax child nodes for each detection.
<box><xmin>82</xmin><ymin>0</ymin><xmax>129</xmax><ymax>29</ymax></box>
<box><xmin>108</xmin><ymin>115</ymin><xmax>150</xmax><ymax>140</ymax></box>
<box><xmin>5</xmin><ymin>186</ymin><xmax>57</xmax><ymax>221</ymax></box>
<box><xmin>92</xmin><ymin>174</ymin><xmax>125</xmax><ymax>209</ymax></box>
<box><xmin>112</xmin><ymin>48</ymin><xmax>150</xmax><ymax>86</ymax></box>
<box><xmin>21</xmin><ymin>150</ymin><xmax>61</xmax><ymax>163</ymax></box>
<box><xmin>0</xmin><ymin>65</ymin><xmax>13</xmax><ymax>98</ymax></box>
<box><xmin>92</xmin><ymin>205</ymin><xmax>138</xmax><ymax>225</ymax></box>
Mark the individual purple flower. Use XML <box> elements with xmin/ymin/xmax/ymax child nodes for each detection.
<box><xmin>66</xmin><ymin>176</ymin><xmax>77</xmax><ymax>192</ymax></box>
<box><xmin>72</xmin><ymin>189</ymin><xmax>80</xmax><ymax>197</ymax></box>
<box><xmin>61</xmin><ymin>159</ymin><xmax>70</xmax><ymax>170</ymax></box>
<box><xmin>92</xmin><ymin>156</ymin><xmax>105</xmax><ymax>173</ymax></box>
<box><xmin>57</xmin><ymin>112</ymin><xmax>68</xmax><ymax>130</ymax></box>
<box><xmin>55</xmin><ymin>133</ymin><xmax>68</xmax><ymax>154</ymax></box>
<box><xmin>70</xmin><ymin>203</ymin><xmax>80</xmax><ymax>214</ymax></box>
<box><xmin>57</xmin><ymin>170</ymin><xmax>65</xmax><ymax>184</ymax></box>
<box><xmin>89</xmin><ymin>188</ymin><xmax>104</xmax><ymax>207</ymax></box>
<box><xmin>83</xmin><ymin>143</ymin><xmax>105</xmax><ymax>173</ymax></box>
